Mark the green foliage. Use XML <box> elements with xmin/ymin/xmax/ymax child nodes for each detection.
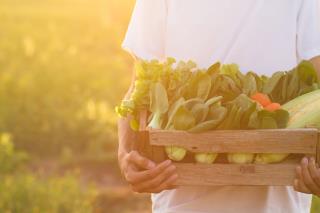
<box><xmin>120</xmin><ymin>59</ymin><xmax>319</xmax><ymax>166</ymax></box>
<box><xmin>148</xmin><ymin>82</ymin><xmax>169</xmax><ymax>129</ymax></box>
<box><xmin>263</xmin><ymin>60</ymin><xmax>319</xmax><ymax>104</ymax></box>
<box><xmin>0</xmin><ymin>173</ymin><xmax>97</xmax><ymax>213</ymax></box>
<box><xmin>0</xmin><ymin>0</ymin><xmax>133</xmax><ymax>158</ymax></box>
<box><xmin>0</xmin><ymin>133</ymin><xmax>28</xmax><ymax>174</ymax></box>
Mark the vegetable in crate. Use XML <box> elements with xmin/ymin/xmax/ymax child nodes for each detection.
<box><xmin>116</xmin><ymin>58</ymin><xmax>176</xmax><ymax>123</ymax></box>
<box><xmin>255</xmin><ymin>61</ymin><xmax>319</xmax><ymax>164</ymax></box>
<box><xmin>209</xmin><ymin>64</ymin><xmax>243</xmax><ymax>103</ymax></box>
<box><xmin>250</xmin><ymin>106</ymin><xmax>290</xmax><ymax>164</ymax></box>
<box><xmin>147</xmin><ymin>81</ymin><xmax>189</xmax><ymax>161</ymax></box>
<box><xmin>148</xmin><ymin>82</ymin><xmax>169</xmax><ymax>129</ymax></box>
<box><xmin>184</xmin><ymin>70</ymin><xmax>226</xmax><ymax>164</ymax></box>
<box><xmin>255</xmin><ymin>89</ymin><xmax>320</xmax><ymax>164</ymax></box>
<box><xmin>263</xmin><ymin>60</ymin><xmax>319</xmax><ymax>104</ymax></box>
<box><xmin>188</xmin><ymin>96</ymin><xmax>227</xmax><ymax>164</ymax></box>
<box><xmin>165</xmin><ymin>105</ymin><xmax>195</xmax><ymax>161</ymax></box>
<box><xmin>283</xmin><ymin>89</ymin><xmax>320</xmax><ymax>129</ymax></box>
<box><xmin>116</xmin><ymin>58</ymin><xmax>318</xmax><ymax>165</ymax></box>
<box><xmin>221</xmin><ymin>94</ymin><xmax>259</xmax><ymax>164</ymax></box>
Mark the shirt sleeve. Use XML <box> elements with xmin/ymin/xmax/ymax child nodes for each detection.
<box><xmin>122</xmin><ymin>0</ymin><xmax>167</xmax><ymax>60</ymax></box>
<box><xmin>297</xmin><ymin>0</ymin><xmax>320</xmax><ymax>60</ymax></box>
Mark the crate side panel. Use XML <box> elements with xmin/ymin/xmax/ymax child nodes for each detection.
<box><xmin>174</xmin><ymin>163</ymin><xmax>296</xmax><ymax>186</ymax></box>
<box><xmin>317</xmin><ymin>131</ymin><xmax>320</xmax><ymax>165</ymax></box>
<box><xmin>149</xmin><ymin>129</ymin><xmax>317</xmax><ymax>154</ymax></box>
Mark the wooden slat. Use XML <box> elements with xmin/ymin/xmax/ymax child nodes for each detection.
<box><xmin>136</xmin><ymin>130</ymin><xmax>152</xmax><ymax>159</ymax></box>
<box><xmin>136</xmin><ymin>111</ymin><xmax>166</xmax><ymax>162</ymax></box>
<box><xmin>152</xmin><ymin>146</ymin><xmax>166</xmax><ymax>163</ymax></box>
<box><xmin>317</xmin><ymin>131</ymin><xmax>320</xmax><ymax>165</ymax></box>
<box><xmin>139</xmin><ymin>110</ymin><xmax>148</xmax><ymax>131</ymax></box>
<box><xmin>174</xmin><ymin>163</ymin><xmax>296</xmax><ymax>186</ymax></box>
<box><xmin>149</xmin><ymin>129</ymin><xmax>318</xmax><ymax>154</ymax></box>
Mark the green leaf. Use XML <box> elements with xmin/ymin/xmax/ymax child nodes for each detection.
<box><xmin>189</xmin><ymin>105</ymin><xmax>227</xmax><ymax>132</ymax></box>
<box><xmin>263</xmin><ymin>72</ymin><xmax>284</xmax><ymax>94</ymax></box>
<box><xmin>269</xmin><ymin>77</ymin><xmax>285</xmax><ymax>103</ymax></box>
<box><xmin>274</xmin><ymin>109</ymin><xmax>289</xmax><ymax>128</ymax></box>
<box><xmin>297</xmin><ymin>60</ymin><xmax>318</xmax><ymax>85</ymax></box>
<box><xmin>248</xmin><ymin>111</ymin><xmax>260</xmax><ymax>129</ymax></box>
<box><xmin>281</xmin><ymin>74</ymin><xmax>289</xmax><ymax>102</ymax></box>
<box><xmin>242</xmin><ymin>73</ymin><xmax>257</xmax><ymax>96</ymax></box>
<box><xmin>228</xmin><ymin>94</ymin><xmax>254</xmax><ymax>111</ymax></box>
<box><xmin>241</xmin><ymin>102</ymin><xmax>257</xmax><ymax>129</ymax></box>
<box><xmin>184</xmin><ymin>98</ymin><xmax>204</xmax><ymax>110</ymax></box>
<box><xmin>149</xmin><ymin>82</ymin><xmax>169</xmax><ymax>114</ymax></box>
<box><xmin>135</xmin><ymin>61</ymin><xmax>146</xmax><ymax>78</ymax></box>
<box><xmin>261</xmin><ymin>116</ymin><xmax>278</xmax><ymax>129</ymax></box>
<box><xmin>287</xmin><ymin>71</ymin><xmax>300</xmax><ymax>100</ymax></box>
<box><xmin>217</xmin><ymin>105</ymin><xmax>241</xmax><ymax>130</ymax></box>
<box><xmin>188</xmin><ymin>119</ymin><xmax>222</xmax><ymax>133</ymax></box>
<box><xmin>247</xmin><ymin>71</ymin><xmax>265</xmax><ymax>92</ymax></box>
<box><xmin>165</xmin><ymin>97</ymin><xmax>185</xmax><ymax>129</ymax></box>
<box><xmin>205</xmin><ymin>96</ymin><xmax>223</xmax><ymax>106</ymax></box>
<box><xmin>257</xmin><ymin>110</ymin><xmax>274</xmax><ymax>119</ymax></box>
<box><xmin>196</xmin><ymin>73</ymin><xmax>212</xmax><ymax>100</ymax></box>
<box><xmin>173</xmin><ymin>106</ymin><xmax>196</xmax><ymax>130</ymax></box>
<box><xmin>207</xmin><ymin>62</ymin><xmax>221</xmax><ymax>76</ymax></box>
<box><xmin>210</xmin><ymin>75</ymin><xmax>241</xmax><ymax>102</ymax></box>
<box><xmin>191</xmin><ymin>103</ymin><xmax>209</xmax><ymax>123</ymax></box>
<box><xmin>220</xmin><ymin>64</ymin><xmax>242</xmax><ymax>87</ymax></box>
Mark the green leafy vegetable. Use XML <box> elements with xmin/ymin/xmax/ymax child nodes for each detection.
<box><xmin>165</xmin><ymin>105</ymin><xmax>196</xmax><ymax>161</ymax></box>
<box><xmin>148</xmin><ymin>82</ymin><xmax>169</xmax><ymax>129</ymax></box>
<box><xmin>116</xmin><ymin>58</ymin><xmax>317</xmax><ymax>165</ymax></box>
<box><xmin>195</xmin><ymin>153</ymin><xmax>218</xmax><ymax>164</ymax></box>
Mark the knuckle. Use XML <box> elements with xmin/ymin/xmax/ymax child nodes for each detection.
<box><xmin>125</xmin><ymin>173</ymin><xmax>133</xmax><ymax>183</ymax></box>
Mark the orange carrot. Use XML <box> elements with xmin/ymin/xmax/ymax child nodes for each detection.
<box><xmin>250</xmin><ymin>92</ymin><xmax>272</xmax><ymax>107</ymax></box>
<box><xmin>265</xmin><ymin>103</ymin><xmax>281</xmax><ymax>112</ymax></box>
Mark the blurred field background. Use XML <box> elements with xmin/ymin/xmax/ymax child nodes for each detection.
<box><xmin>0</xmin><ymin>0</ymin><xmax>150</xmax><ymax>212</ymax></box>
<box><xmin>0</xmin><ymin>0</ymin><xmax>319</xmax><ymax>212</ymax></box>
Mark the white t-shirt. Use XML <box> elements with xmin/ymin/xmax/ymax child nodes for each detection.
<box><xmin>122</xmin><ymin>0</ymin><xmax>320</xmax><ymax>212</ymax></box>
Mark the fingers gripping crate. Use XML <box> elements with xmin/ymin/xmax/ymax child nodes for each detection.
<box><xmin>135</xmin><ymin>110</ymin><xmax>320</xmax><ymax>186</ymax></box>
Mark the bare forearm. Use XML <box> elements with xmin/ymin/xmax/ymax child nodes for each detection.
<box><xmin>310</xmin><ymin>56</ymin><xmax>320</xmax><ymax>79</ymax></box>
<box><xmin>117</xmin><ymin>73</ymin><xmax>136</xmax><ymax>163</ymax></box>
<box><xmin>118</xmin><ymin>117</ymin><xmax>135</xmax><ymax>161</ymax></box>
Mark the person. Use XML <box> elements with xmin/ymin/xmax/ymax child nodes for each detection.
<box><xmin>118</xmin><ymin>0</ymin><xmax>320</xmax><ymax>212</ymax></box>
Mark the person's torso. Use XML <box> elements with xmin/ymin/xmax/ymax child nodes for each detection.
<box><xmin>153</xmin><ymin>1</ymin><xmax>312</xmax><ymax>212</ymax></box>
<box><xmin>165</xmin><ymin>0</ymin><xmax>301</xmax><ymax>75</ymax></box>
<box><xmin>152</xmin><ymin>186</ymin><xmax>311</xmax><ymax>213</ymax></box>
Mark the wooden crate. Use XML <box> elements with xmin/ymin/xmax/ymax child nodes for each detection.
<box><xmin>135</xmin><ymin>111</ymin><xmax>320</xmax><ymax>186</ymax></box>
